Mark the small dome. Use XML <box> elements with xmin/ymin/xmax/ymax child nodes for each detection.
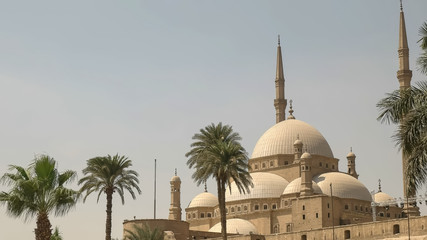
<box><xmin>347</xmin><ymin>152</ymin><xmax>356</xmax><ymax>158</ymax></box>
<box><xmin>282</xmin><ymin>177</ymin><xmax>322</xmax><ymax>195</ymax></box>
<box><xmin>301</xmin><ymin>152</ymin><xmax>312</xmax><ymax>159</ymax></box>
<box><xmin>294</xmin><ymin>139</ymin><xmax>303</xmax><ymax>146</ymax></box>
<box><xmin>374</xmin><ymin>192</ymin><xmax>394</xmax><ymax>204</ymax></box>
<box><xmin>187</xmin><ymin>192</ymin><xmax>218</xmax><ymax>208</ymax></box>
<box><xmin>252</xmin><ymin>119</ymin><xmax>334</xmax><ymax>159</ymax></box>
<box><xmin>209</xmin><ymin>218</ymin><xmax>257</xmax><ymax>234</ymax></box>
<box><xmin>170</xmin><ymin>176</ymin><xmax>181</xmax><ymax>182</ymax></box>
<box><xmin>313</xmin><ymin>172</ymin><xmax>372</xmax><ymax>202</ymax></box>
<box><xmin>226</xmin><ymin>172</ymin><xmax>289</xmax><ymax>202</ymax></box>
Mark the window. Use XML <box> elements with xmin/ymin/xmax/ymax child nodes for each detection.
<box><xmin>273</xmin><ymin>224</ymin><xmax>279</xmax><ymax>233</ymax></box>
<box><xmin>200</xmin><ymin>213</ymin><xmax>205</xmax><ymax>218</ymax></box>
<box><xmin>393</xmin><ymin>224</ymin><xmax>400</xmax><ymax>234</ymax></box>
<box><xmin>344</xmin><ymin>230</ymin><xmax>350</xmax><ymax>239</ymax></box>
<box><xmin>263</xmin><ymin>204</ymin><xmax>268</xmax><ymax>210</ymax></box>
<box><xmin>302</xmin><ymin>214</ymin><xmax>305</xmax><ymax>220</ymax></box>
<box><xmin>254</xmin><ymin>205</ymin><xmax>259</xmax><ymax>211</ymax></box>
<box><xmin>272</xmin><ymin>204</ymin><xmax>277</xmax><ymax>210</ymax></box>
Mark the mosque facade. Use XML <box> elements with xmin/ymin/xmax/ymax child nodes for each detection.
<box><xmin>123</xmin><ymin>4</ymin><xmax>426</xmax><ymax>240</ymax></box>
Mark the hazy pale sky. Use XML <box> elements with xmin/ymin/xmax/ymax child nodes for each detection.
<box><xmin>1</xmin><ymin>1</ymin><xmax>427</xmax><ymax>239</ymax></box>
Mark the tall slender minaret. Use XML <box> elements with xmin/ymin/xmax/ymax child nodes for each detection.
<box><xmin>397</xmin><ymin>0</ymin><xmax>412</xmax><ymax>90</ymax></box>
<box><xmin>274</xmin><ymin>35</ymin><xmax>287</xmax><ymax>123</ymax></box>
<box><xmin>397</xmin><ymin>1</ymin><xmax>419</xmax><ymax>216</ymax></box>
<box><xmin>168</xmin><ymin>169</ymin><xmax>182</xmax><ymax>220</ymax></box>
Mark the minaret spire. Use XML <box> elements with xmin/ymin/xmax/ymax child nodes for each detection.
<box><xmin>397</xmin><ymin>0</ymin><xmax>412</xmax><ymax>90</ymax></box>
<box><xmin>274</xmin><ymin>35</ymin><xmax>287</xmax><ymax>123</ymax></box>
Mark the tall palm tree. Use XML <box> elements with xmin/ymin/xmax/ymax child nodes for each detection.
<box><xmin>377</xmin><ymin>81</ymin><xmax>427</xmax><ymax>194</ymax></box>
<box><xmin>78</xmin><ymin>154</ymin><xmax>141</xmax><ymax>240</ymax></box>
<box><xmin>186</xmin><ymin>123</ymin><xmax>252</xmax><ymax>240</ymax></box>
<box><xmin>0</xmin><ymin>155</ymin><xmax>79</xmax><ymax>240</ymax></box>
<box><xmin>417</xmin><ymin>21</ymin><xmax>427</xmax><ymax>74</ymax></box>
<box><xmin>124</xmin><ymin>224</ymin><xmax>164</xmax><ymax>240</ymax></box>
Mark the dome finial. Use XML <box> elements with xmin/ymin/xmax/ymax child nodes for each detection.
<box><xmin>204</xmin><ymin>182</ymin><xmax>208</xmax><ymax>192</ymax></box>
<box><xmin>287</xmin><ymin>99</ymin><xmax>295</xmax><ymax>119</ymax></box>
<box><xmin>378</xmin><ymin>179</ymin><xmax>382</xmax><ymax>192</ymax></box>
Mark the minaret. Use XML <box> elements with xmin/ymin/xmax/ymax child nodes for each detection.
<box><xmin>293</xmin><ymin>135</ymin><xmax>303</xmax><ymax>164</ymax></box>
<box><xmin>274</xmin><ymin>35</ymin><xmax>287</xmax><ymax>123</ymax></box>
<box><xmin>397</xmin><ymin>1</ymin><xmax>419</xmax><ymax>216</ymax></box>
<box><xmin>397</xmin><ymin>0</ymin><xmax>412</xmax><ymax>90</ymax></box>
<box><xmin>300</xmin><ymin>151</ymin><xmax>313</xmax><ymax>196</ymax></box>
<box><xmin>168</xmin><ymin>169</ymin><xmax>182</xmax><ymax>220</ymax></box>
<box><xmin>346</xmin><ymin>148</ymin><xmax>358</xmax><ymax>179</ymax></box>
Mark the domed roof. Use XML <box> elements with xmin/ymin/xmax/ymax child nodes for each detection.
<box><xmin>225</xmin><ymin>172</ymin><xmax>289</xmax><ymax>202</ymax></box>
<box><xmin>209</xmin><ymin>218</ymin><xmax>257</xmax><ymax>234</ymax></box>
<box><xmin>251</xmin><ymin>119</ymin><xmax>334</xmax><ymax>159</ymax></box>
<box><xmin>170</xmin><ymin>175</ymin><xmax>181</xmax><ymax>182</ymax></box>
<box><xmin>282</xmin><ymin>177</ymin><xmax>322</xmax><ymax>195</ymax></box>
<box><xmin>347</xmin><ymin>151</ymin><xmax>356</xmax><ymax>158</ymax></box>
<box><xmin>313</xmin><ymin>172</ymin><xmax>372</xmax><ymax>202</ymax></box>
<box><xmin>374</xmin><ymin>192</ymin><xmax>394</xmax><ymax>204</ymax></box>
<box><xmin>187</xmin><ymin>192</ymin><xmax>218</xmax><ymax>208</ymax></box>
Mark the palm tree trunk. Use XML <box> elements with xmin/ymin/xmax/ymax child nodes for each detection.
<box><xmin>35</xmin><ymin>211</ymin><xmax>52</xmax><ymax>240</ymax></box>
<box><xmin>106</xmin><ymin>188</ymin><xmax>113</xmax><ymax>240</ymax></box>
<box><xmin>217</xmin><ymin>179</ymin><xmax>227</xmax><ymax>240</ymax></box>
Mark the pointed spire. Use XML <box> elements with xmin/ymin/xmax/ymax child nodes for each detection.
<box><xmin>274</xmin><ymin>35</ymin><xmax>287</xmax><ymax>123</ymax></box>
<box><xmin>287</xmin><ymin>99</ymin><xmax>295</xmax><ymax>119</ymax></box>
<box><xmin>397</xmin><ymin>0</ymin><xmax>412</xmax><ymax>89</ymax></box>
<box><xmin>276</xmin><ymin>35</ymin><xmax>284</xmax><ymax>81</ymax></box>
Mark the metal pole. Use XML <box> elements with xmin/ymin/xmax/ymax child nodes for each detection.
<box><xmin>330</xmin><ymin>183</ymin><xmax>335</xmax><ymax>240</ymax></box>
<box><xmin>154</xmin><ymin>158</ymin><xmax>157</xmax><ymax>219</ymax></box>
<box><xmin>407</xmin><ymin>197</ymin><xmax>410</xmax><ymax>240</ymax></box>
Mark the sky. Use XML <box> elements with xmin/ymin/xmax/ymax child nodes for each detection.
<box><xmin>0</xmin><ymin>0</ymin><xmax>427</xmax><ymax>239</ymax></box>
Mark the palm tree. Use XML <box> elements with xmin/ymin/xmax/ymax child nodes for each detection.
<box><xmin>78</xmin><ymin>154</ymin><xmax>141</xmax><ymax>240</ymax></box>
<box><xmin>124</xmin><ymin>224</ymin><xmax>164</xmax><ymax>240</ymax></box>
<box><xmin>186</xmin><ymin>123</ymin><xmax>252</xmax><ymax>240</ymax></box>
<box><xmin>417</xmin><ymin>21</ymin><xmax>427</xmax><ymax>74</ymax></box>
<box><xmin>50</xmin><ymin>227</ymin><xmax>63</xmax><ymax>240</ymax></box>
<box><xmin>0</xmin><ymin>155</ymin><xmax>79</xmax><ymax>240</ymax></box>
<box><xmin>377</xmin><ymin>81</ymin><xmax>427</xmax><ymax>194</ymax></box>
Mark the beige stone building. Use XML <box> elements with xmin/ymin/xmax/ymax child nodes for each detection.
<box><xmin>123</xmin><ymin>3</ymin><xmax>426</xmax><ymax>240</ymax></box>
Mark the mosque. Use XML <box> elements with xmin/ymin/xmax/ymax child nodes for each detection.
<box><xmin>123</xmin><ymin>3</ymin><xmax>427</xmax><ymax>240</ymax></box>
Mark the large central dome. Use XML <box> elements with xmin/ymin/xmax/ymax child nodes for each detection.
<box><xmin>252</xmin><ymin>119</ymin><xmax>334</xmax><ymax>158</ymax></box>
